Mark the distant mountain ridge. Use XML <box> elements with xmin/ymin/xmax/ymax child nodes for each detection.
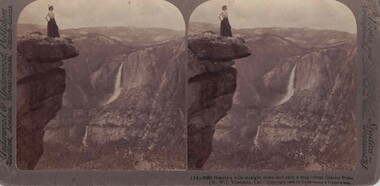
<box><xmin>189</xmin><ymin>22</ymin><xmax>356</xmax><ymax>48</ymax></box>
<box><xmin>17</xmin><ymin>24</ymin><xmax>184</xmax><ymax>47</ymax></box>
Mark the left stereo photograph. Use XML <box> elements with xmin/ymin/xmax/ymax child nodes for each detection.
<box><xmin>16</xmin><ymin>0</ymin><xmax>186</xmax><ymax>170</ymax></box>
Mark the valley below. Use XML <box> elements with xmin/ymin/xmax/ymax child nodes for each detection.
<box><xmin>190</xmin><ymin>23</ymin><xmax>357</xmax><ymax>171</ymax></box>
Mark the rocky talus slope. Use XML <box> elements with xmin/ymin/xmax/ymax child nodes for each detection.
<box><xmin>17</xmin><ymin>33</ymin><xmax>79</xmax><ymax>169</ymax></box>
<box><xmin>187</xmin><ymin>33</ymin><xmax>251</xmax><ymax>169</ymax></box>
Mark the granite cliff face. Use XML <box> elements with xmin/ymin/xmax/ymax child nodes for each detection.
<box><xmin>187</xmin><ymin>33</ymin><xmax>251</xmax><ymax>169</ymax></box>
<box><xmin>62</xmin><ymin>33</ymin><xmax>134</xmax><ymax>108</ymax></box>
<box><xmin>78</xmin><ymin>40</ymin><xmax>187</xmax><ymax>170</ymax></box>
<box><xmin>249</xmin><ymin>40</ymin><xmax>356</xmax><ymax>170</ymax></box>
<box><xmin>202</xmin><ymin>29</ymin><xmax>357</xmax><ymax>171</ymax></box>
<box><xmin>17</xmin><ymin>33</ymin><xmax>79</xmax><ymax>170</ymax></box>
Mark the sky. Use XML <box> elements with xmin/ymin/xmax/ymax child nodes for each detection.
<box><xmin>18</xmin><ymin>0</ymin><xmax>185</xmax><ymax>31</ymax></box>
<box><xmin>18</xmin><ymin>0</ymin><xmax>357</xmax><ymax>33</ymax></box>
<box><xmin>190</xmin><ymin>0</ymin><xmax>357</xmax><ymax>33</ymax></box>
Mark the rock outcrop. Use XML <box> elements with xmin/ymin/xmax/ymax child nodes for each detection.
<box><xmin>17</xmin><ymin>33</ymin><xmax>79</xmax><ymax>170</ymax></box>
<box><xmin>187</xmin><ymin>33</ymin><xmax>251</xmax><ymax>169</ymax></box>
<box><xmin>188</xmin><ymin>33</ymin><xmax>251</xmax><ymax>61</ymax></box>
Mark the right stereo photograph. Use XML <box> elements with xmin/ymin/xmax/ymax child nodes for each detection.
<box><xmin>187</xmin><ymin>0</ymin><xmax>357</xmax><ymax>171</ymax></box>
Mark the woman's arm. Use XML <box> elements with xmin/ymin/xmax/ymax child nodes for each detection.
<box><xmin>218</xmin><ymin>12</ymin><xmax>223</xmax><ymax>21</ymax></box>
<box><xmin>46</xmin><ymin>13</ymin><xmax>50</xmax><ymax>22</ymax></box>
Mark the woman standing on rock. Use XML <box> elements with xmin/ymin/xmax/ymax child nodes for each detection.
<box><xmin>219</xmin><ymin>5</ymin><xmax>232</xmax><ymax>37</ymax></box>
<box><xmin>46</xmin><ymin>5</ymin><xmax>60</xmax><ymax>38</ymax></box>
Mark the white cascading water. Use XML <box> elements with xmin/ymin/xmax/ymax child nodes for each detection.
<box><xmin>278</xmin><ymin>64</ymin><xmax>297</xmax><ymax>105</ymax></box>
<box><xmin>82</xmin><ymin>126</ymin><xmax>89</xmax><ymax>148</ymax></box>
<box><xmin>104</xmin><ymin>63</ymin><xmax>124</xmax><ymax>105</ymax></box>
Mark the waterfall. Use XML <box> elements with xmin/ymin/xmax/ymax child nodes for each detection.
<box><xmin>278</xmin><ymin>64</ymin><xmax>297</xmax><ymax>105</ymax></box>
<box><xmin>104</xmin><ymin>63</ymin><xmax>124</xmax><ymax>105</ymax></box>
<box><xmin>82</xmin><ymin>126</ymin><xmax>89</xmax><ymax>148</ymax></box>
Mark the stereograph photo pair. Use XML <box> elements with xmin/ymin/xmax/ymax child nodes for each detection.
<box><xmin>0</xmin><ymin>0</ymin><xmax>379</xmax><ymax>185</ymax></box>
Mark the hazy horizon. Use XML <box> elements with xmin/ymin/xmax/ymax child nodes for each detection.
<box><xmin>18</xmin><ymin>23</ymin><xmax>185</xmax><ymax>31</ymax></box>
<box><xmin>189</xmin><ymin>21</ymin><xmax>357</xmax><ymax>34</ymax></box>
<box><xmin>18</xmin><ymin>0</ymin><xmax>185</xmax><ymax>31</ymax></box>
<box><xmin>190</xmin><ymin>0</ymin><xmax>357</xmax><ymax>34</ymax></box>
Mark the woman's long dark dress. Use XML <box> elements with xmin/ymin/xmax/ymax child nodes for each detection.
<box><xmin>220</xmin><ymin>18</ymin><xmax>232</xmax><ymax>37</ymax></box>
<box><xmin>47</xmin><ymin>18</ymin><xmax>60</xmax><ymax>38</ymax></box>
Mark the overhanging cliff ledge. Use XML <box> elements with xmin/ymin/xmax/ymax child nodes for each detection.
<box><xmin>17</xmin><ymin>33</ymin><xmax>79</xmax><ymax>170</ymax></box>
<box><xmin>188</xmin><ymin>33</ymin><xmax>251</xmax><ymax>62</ymax></box>
<box><xmin>187</xmin><ymin>33</ymin><xmax>251</xmax><ymax>169</ymax></box>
